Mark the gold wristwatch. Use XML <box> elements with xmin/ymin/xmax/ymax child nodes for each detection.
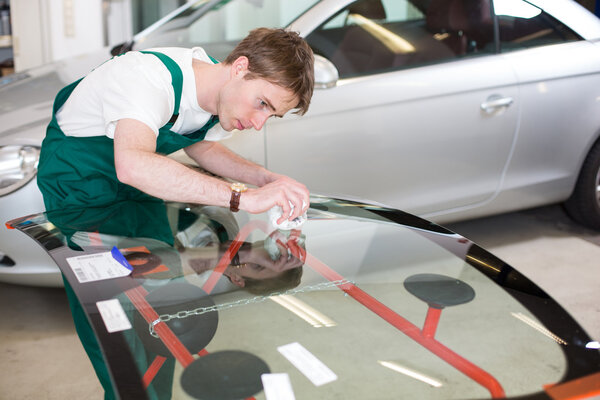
<box><xmin>229</xmin><ymin>182</ymin><xmax>247</xmax><ymax>212</ymax></box>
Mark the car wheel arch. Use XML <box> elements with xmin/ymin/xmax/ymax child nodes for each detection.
<box><xmin>564</xmin><ymin>133</ymin><xmax>600</xmax><ymax>230</ymax></box>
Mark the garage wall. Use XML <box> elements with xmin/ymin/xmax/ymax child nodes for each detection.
<box><xmin>11</xmin><ymin>0</ymin><xmax>133</xmax><ymax>72</ymax></box>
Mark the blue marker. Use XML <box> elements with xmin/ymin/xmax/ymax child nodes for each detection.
<box><xmin>111</xmin><ymin>246</ymin><xmax>133</xmax><ymax>271</ymax></box>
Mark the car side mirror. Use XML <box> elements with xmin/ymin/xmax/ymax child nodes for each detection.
<box><xmin>111</xmin><ymin>41</ymin><xmax>134</xmax><ymax>56</ymax></box>
<box><xmin>314</xmin><ymin>54</ymin><xmax>339</xmax><ymax>89</ymax></box>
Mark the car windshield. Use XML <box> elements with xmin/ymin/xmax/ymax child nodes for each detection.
<box><xmin>133</xmin><ymin>0</ymin><xmax>319</xmax><ymax>61</ymax></box>
<box><xmin>8</xmin><ymin>196</ymin><xmax>600</xmax><ymax>399</ymax></box>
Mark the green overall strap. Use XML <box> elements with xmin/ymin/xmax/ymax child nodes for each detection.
<box><xmin>139</xmin><ymin>50</ymin><xmax>183</xmax><ymax>119</ymax></box>
<box><xmin>138</xmin><ymin>50</ymin><xmax>220</xmax><ymax>153</ymax></box>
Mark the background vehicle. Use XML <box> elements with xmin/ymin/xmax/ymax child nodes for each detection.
<box><xmin>2</xmin><ymin>0</ymin><xmax>600</xmax><ymax>286</ymax></box>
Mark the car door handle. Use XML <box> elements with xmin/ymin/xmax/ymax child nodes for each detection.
<box><xmin>480</xmin><ymin>96</ymin><xmax>514</xmax><ymax>113</ymax></box>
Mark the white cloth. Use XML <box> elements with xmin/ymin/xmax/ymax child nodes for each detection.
<box><xmin>55</xmin><ymin>47</ymin><xmax>231</xmax><ymax>141</ymax></box>
<box><xmin>268</xmin><ymin>201</ymin><xmax>308</xmax><ymax>230</ymax></box>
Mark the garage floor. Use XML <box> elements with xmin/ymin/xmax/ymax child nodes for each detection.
<box><xmin>0</xmin><ymin>205</ymin><xmax>599</xmax><ymax>399</ymax></box>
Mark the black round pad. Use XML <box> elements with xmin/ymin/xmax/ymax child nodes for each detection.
<box><xmin>181</xmin><ymin>350</ymin><xmax>270</xmax><ymax>400</ymax></box>
<box><xmin>125</xmin><ymin>251</ymin><xmax>162</xmax><ymax>276</ymax></box>
<box><xmin>404</xmin><ymin>273</ymin><xmax>475</xmax><ymax>308</ymax></box>
<box><xmin>133</xmin><ymin>282</ymin><xmax>218</xmax><ymax>357</ymax></box>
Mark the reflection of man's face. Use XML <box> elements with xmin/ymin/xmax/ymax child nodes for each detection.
<box><xmin>180</xmin><ymin>231</ymin><xmax>306</xmax><ymax>294</ymax></box>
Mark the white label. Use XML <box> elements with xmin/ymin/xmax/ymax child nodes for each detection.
<box><xmin>66</xmin><ymin>251</ymin><xmax>131</xmax><ymax>283</ymax></box>
<box><xmin>96</xmin><ymin>299</ymin><xmax>132</xmax><ymax>333</ymax></box>
<box><xmin>261</xmin><ymin>373</ymin><xmax>296</xmax><ymax>400</ymax></box>
<box><xmin>277</xmin><ymin>342</ymin><xmax>337</xmax><ymax>387</ymax></box>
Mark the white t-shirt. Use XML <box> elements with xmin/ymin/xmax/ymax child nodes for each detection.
<box><xmin>56</xmin><ymin>47</ymin><xmax>231</xmax><ymax>142</ymax></box>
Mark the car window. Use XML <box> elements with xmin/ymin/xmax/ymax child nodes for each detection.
<box><xmin>305</xmin><ymin>0</ymin><xmax>495</xmax><ymax>78</ymax></box>
<box><xmin>493</xmin><ymin>0</ymin><xmax>581</xmax><ymax>52</ymax></box>
<box><xmin>135</xmin><ymin>0</ymin><xmax>318</xmax><ymax>61</ymax></box>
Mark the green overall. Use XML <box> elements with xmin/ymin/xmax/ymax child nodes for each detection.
<box><xmin>37</xmin><ymin>51</ymin><xmax>219</xmax><ymax>399</ymax></box>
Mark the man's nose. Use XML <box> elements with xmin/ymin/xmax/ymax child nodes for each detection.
<box><xmin>251</xmin><ymin>111</ymin><xmax>270</xmax><ymax>130</ymax></box>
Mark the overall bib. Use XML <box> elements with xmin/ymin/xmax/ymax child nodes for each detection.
<box><xmin>36</xmin><ymin>51</ymin><xmax>219</xmax><ymax>399</ymax></box>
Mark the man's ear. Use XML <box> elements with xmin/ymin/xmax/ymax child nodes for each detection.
<box><xmin>231</xmin><ymin>56</ymin><xmax>249</xmax><ymax>78</ymax></box>
<box><xmin>229</xmin><ymin>272</ymin><xmax>246</xmax><ymax>288</ymax></box>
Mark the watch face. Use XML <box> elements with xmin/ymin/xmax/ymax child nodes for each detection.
<box><xmin>231</xmin><ymin>183</ymin><xmax>247</xmax><ymax>193</ymax></box>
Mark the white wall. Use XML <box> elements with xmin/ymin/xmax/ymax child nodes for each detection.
<box><xmin>10</xmin><ymin>0</ymin><xmax>48</xmax><ymax>71</ymax></box>
<box><xmin>11</xmin><ymin>0</ymin><xmax>132</xmax><ymax>72</ymax></box>
<box><xmin>47</xmin><ymin>0</ymin><xmax>104</xmax><ymax>62</ymax></box>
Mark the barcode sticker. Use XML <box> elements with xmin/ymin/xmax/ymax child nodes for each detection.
<box><xmin>277</xmin><ymin>342</ymin><xmax>337</xmax><ymax>387</ymax></box>
<box><xmin>66</xmin><ymin>250</ymin><xmax>131</xmax><ymax>283</ymax></box>
<box><xmin>96</xmin><ymin>299</ymin><xmax>132</xmax><ymax>333</ymax></box>
<box><xmin>262</xmin><ymin>373</ymin><xmax>296</xmax><ymax>400</ymax></box>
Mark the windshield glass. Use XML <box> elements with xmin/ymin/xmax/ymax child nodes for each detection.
<box><xmin>134</xmin><ymin>0</ymin><xmax>319</xmax><ymax>60</ymax></box>
<box><xmin>8</xmin><ymin>196</ymin><xmax>599</xmax><ymax>399</ymax></box>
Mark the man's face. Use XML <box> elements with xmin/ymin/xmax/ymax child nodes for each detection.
<box><xmin>217</xmin><ymin>57</ymin><xmax>298</xmax><ymax>132</ymax></box>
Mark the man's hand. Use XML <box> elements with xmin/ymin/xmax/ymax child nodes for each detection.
<box><xmin>184</xmin><ymin>141</ymin><xmax>309</xmax><ymax>221</ymax></box>
<box><xmin>240</xmin><ymin>175</ymin><xmax>309</xmax><ymax>223</ymax></box>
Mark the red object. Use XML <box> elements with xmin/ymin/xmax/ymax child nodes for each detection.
<box><xmin>544</xmin><ymin>372</ymin><xmax>600</xmax><ymax>400</ymax></box>
<box><xmin>142</xmin><ymin>356</ymin><xmax>166</xmax><ymax>388</ymax></box>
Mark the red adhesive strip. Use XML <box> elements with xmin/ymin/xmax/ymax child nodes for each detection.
<box><xmin>125</xmin><ymin>286</ymin><xmax>195</xmax><ymax>368</ymax></box>
<box><xmin>141</xmin><ymin>264</ymin><xmax>170</xmax><ymax>275</ymax></box>
<box><xmin>122</xmin><ymin>246</ymin><xmax>151</xmax><ymax>253</ymax></box>
<box><xmin>142</xmin><ymin>356</ymin><xmax>167</xmax><ymax>388</ymax></box>
<box><xmin>198</xmin><ymin>348</ymin><xmax>209</xmax><ymax>357</ymax></box>
<box><xmin>545</xmin><ymin>372</ymin><xmax>600</xmax><ymax>400</ymax></box>
<box><xmin>422</xmin><ymin>307</ymin><xmax>442</xmax><ymax>338</ymax></box>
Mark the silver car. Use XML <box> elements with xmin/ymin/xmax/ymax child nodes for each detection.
<box><xmin>2</xmin><ymin>0</ymin><xmax>600</xmax><ymax>286</ymax></box>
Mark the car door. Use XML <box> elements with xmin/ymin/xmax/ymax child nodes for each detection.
<box><xmin>265</xmin><ymin>0</ymin><xmax>519</xmax><ymax>219</ymax></box>
<box><xmin>491</xmin><ymin>0</ymin><xmax>600</xmax><ymax>206</ymax></box>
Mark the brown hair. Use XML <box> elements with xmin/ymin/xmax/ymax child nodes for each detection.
<box><xmin>225</xmin><ymin>28</ymin><xmax>315</xmax><ymax>115</ymax></box>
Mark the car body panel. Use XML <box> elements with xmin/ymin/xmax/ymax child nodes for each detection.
<box><xmin>1</xmin><ymin>180</ymin><xmax>62</xmax><ymax>287</ymax></box>
<box><xmin>265</xmin><ymin>55</ymin><xmax>520</xmax><ymax>216</ymax></box>
<box><xmin>497</xmin><ymin>41</ymin><xmax>600</xmax><ymax>202</ymax></box>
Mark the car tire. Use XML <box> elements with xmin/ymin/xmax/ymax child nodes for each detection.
<box><xmin>565</xmin><ymin>139</ymin><xmax>600</xmax><ymax>230</ymax></box>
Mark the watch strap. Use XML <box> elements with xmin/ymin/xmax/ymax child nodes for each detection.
<box><xmin>230</xmin><ymin>190</ymin><xmax>242</xmax><ymax>212</ymax></box>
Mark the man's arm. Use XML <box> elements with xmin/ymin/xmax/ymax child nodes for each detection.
<box><xmin>184</xmin><ymin>140</ymin><xmax>273</xmax><ymax>187</ymax></box>
<box><xmin>114</xmin><ymin>119</ymin><xmax>307</xmax><ymax>221</ymax></box>
<box><xmin>184</xmin><ymin>139</ymin><xmax>309</xmax><ymax>218</ymax></box>
<box><xmin>114</xmin><ymin>119</ymin><xmax>232</xmax><ymax>206</ymax></box>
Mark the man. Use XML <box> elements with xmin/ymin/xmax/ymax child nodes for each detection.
<box><xmin>36</xmin><ymin>27</ymin><xmax>314</xmax><ymax>399</ymax></box>
<box><xmin>37</xmin><ymin>27</ymin><xmax>314</xmax><ymax>223</ymax></box>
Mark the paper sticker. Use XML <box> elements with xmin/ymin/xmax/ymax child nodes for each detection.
<box><xmin>96</xmin><ymin>299</ymin><xmax>132</xmax><ymax>333</ymax></box>
<box><xmin>277</xmin><ymin>342</ymin><xmax>337</xmax><ymax>386</ymax></box>
<box><xmin>66</xmin><ymin>247</ymin><xmax>132</xmax><ymax>283</ymax></box>
<box><xmin>261</xmin><ymin>373</ymin><xmax>296</xmax><ymax>400</ymax></box>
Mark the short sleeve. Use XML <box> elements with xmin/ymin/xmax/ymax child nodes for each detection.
<box><xmin>101</xmin><ymin>52</ymin><xmax>175</xmax><ymax>138</ymax></box>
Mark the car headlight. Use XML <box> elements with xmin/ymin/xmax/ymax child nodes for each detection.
<box><xmin>0</xmin><ymin>145</ymin><xmax>40</xmax><ymax>196</ymax></box>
